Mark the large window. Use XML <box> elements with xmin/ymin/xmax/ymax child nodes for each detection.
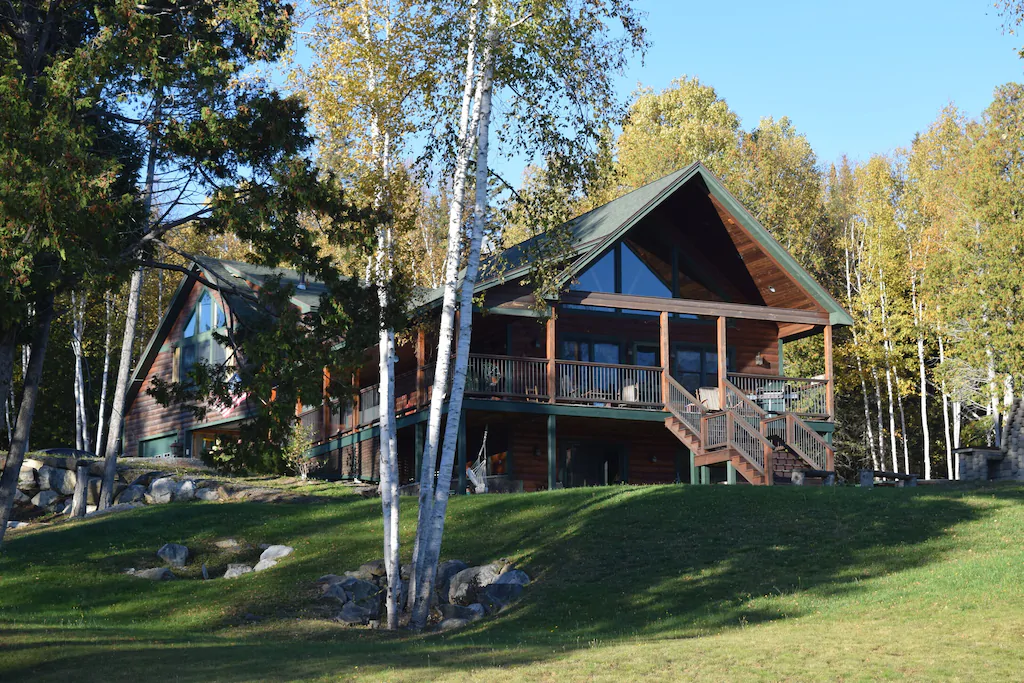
<box><xmin>570</xmin><ymin>241</ymin><xmax>672</xmax><ymax>298</ymax></box>
<box><xmin>559</xmin><ymin>337</ymin><xmax>621</xmax><ymax>364</ymax></box>
<box><xmin>176</xmin><ymin>291</ymin><xmax>229</xmax><ymax>381</ymax></box>
<box><xmin>621</xmin><ymin>243</ymin><xmax>671</xmax><ymax>298</ymax></box>
<box><xmin>672</xmin><ymin>343</ymin><xmax>734</xmax><ymax>394</ymax></box>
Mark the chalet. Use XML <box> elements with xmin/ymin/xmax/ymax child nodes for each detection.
<box><xmin>125</xmin><ymin>162</ymin><xmax>852</xmax><ymax>488</ymax></box>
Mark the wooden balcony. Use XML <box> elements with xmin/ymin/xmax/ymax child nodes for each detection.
<box><xmin>727</xmin><ymin>372</ymin><xmax>829</xmax><ymax>419</ymax></box>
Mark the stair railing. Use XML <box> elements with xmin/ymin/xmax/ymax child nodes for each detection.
<box><xmin>724</xmin><ymin>378</ymin><xmax>767</xmax><ymax>432</ymax></box>
<box><xmin>666</xmin><ymin>375</ymin><xmax>706</xmax><ymax>437</ymax></box>
<box><xmin>728</xmin><ymin>410</ymin><xmax>774</xmax><ymax>478</ymax></box>
<box><xmin>786</xmin><ymin>413</ymin><xmax>834</xmax><ymax>471</ymax></box>
<box><xmin>702</xmin><ymin>412</ymin><xmax>728</xmax><ymax>449</ymax></box>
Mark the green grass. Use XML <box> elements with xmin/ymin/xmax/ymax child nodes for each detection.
<box><xmin>2</xmin><ymin>483</ymin><xmax>1024</xmax><ymax>681</ymax></box>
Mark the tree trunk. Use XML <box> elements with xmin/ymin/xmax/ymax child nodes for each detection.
<box><xmin>94</xmin><ymin>293</ymin><xmax>113</xmax><ymax>455</ymax></box>
<box><xmin>0</xmin><ymin>333</ymin><xmax>13</xmax><ymax>447</ymax></box>
<box><xmin>938</xmin><ymin>334</ymin><xmax>953</xmax><ymax>479</ymax></box>
<box><xmin>872</xmin><ymin>368</ymin><xmax>886</xmax><ymax>468</ymax></box>
<box><xmin>896</xmin><ymin>376</ymin><xmax>910</xmax><ymax>474</ymax></box>
<box><xmin>843</xmin><ymin>229</ymin><xmax>877</xmax><ymax>469</ymax></box>
<box><xmin>408</xmin><ymin>0</ymin><xmax>484</xmax><ymax>617</ymax></box>
<box><xmin>0</xmin><ymin>290</ymin><xmax>56</xmax><ymax>547</ymax></box>
<box><xmin>953</xmin><ymin>399</ymin><xmax>962</xmax><ymax>478</ymax></box>
<box><xmin>410</xmin><ymin>0</ymin><xmax>496</xmax><ymax>630</ymax></box>
<box><xmin>98</xmin><ymin>266</ymin><xmax>143</xmax><ymax>508</ymax></box>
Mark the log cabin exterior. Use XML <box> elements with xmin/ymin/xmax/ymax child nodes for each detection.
<box><xmin>125</xmin><ymin>162</ymin><xmax>852</xmax><ymax>488</ymax></box>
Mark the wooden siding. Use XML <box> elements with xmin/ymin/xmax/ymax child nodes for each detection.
<box><xmin>124</xmin><ymin>282</ymin><xmax>247</xmax><ymax>458</ymax></box>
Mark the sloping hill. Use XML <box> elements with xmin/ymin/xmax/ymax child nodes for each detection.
<box><xmin>2</xmin><ymin>483</ymin><xmax>1023</xmax><ymax>681</ymax></box>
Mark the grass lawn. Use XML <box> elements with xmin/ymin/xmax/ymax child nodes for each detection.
<box><xmin>2</xmin><ymin>482</ymin><xmax>1024</xmax><ymax>681</ymax></box>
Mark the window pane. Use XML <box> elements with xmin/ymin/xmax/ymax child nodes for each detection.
<box><xmin>621</xmin><ymin>244</ymin><xmax>671</xmax><ymax>298</ymax></box>
<box><xmin>675</xmin><ymin>349</ymin><xmax>701</xmax><ymax>373</ymax></box>
<box><xmin>215</xmin><ymin>302</ymin><xmax>226</xmax><ymax>328</ymax></box>
<box><xmin>183</xmin><ymin>312</ymin><xmax>197</xmax><ymax>338</ymax></box>
<box><xmin>635</xmin><ymin>345</ymin><xmax>658</xmax><ymax>367</ymax></box>
<box><xmin>196</xmin><ymin>339</ymin><xmax>210</xmax><ymax>365</ymax></box>
<box><xmin>680</xmin><ymin>373</ymin><xmax>701</xmax><ymax>394</ymax></box>
<box><xmin>181</xmin><ymin>345</ymin><xmax>196</xmax><ymax>377</ymax></box>
<box><xmin>559</xmin><ymin>340</ymin><xmax>579</xmax><ymax>360</ymax></box>
<box><xmin>210</xmin><ymin>341</ymin><xmax>226</xmax><ymax>365</ymax></box>
<box><xmin>593</xmin><ymin>343</ymin><xmax>619</xmax><ymax>365</ymax></box>
<box><xmin>199</xmin><ymin>293</ymin><xmax>212</xmax><ymax>333</ymax></box>
<box><xmin>571</xmin><ymin>250</ymin><xmax>615</xmax><ymax>293</ymax></box>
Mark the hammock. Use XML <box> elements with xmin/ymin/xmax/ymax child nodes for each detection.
<box><xmin>466</xmin><ymin>424</ymin><xmax>489</xmax><ymax>493</ymax></box>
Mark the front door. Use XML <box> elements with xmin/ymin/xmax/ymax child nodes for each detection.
<box><xmin>559</xmin><ymin>441</ymin><xmax>625</xmax><ymax>487</ymax></box>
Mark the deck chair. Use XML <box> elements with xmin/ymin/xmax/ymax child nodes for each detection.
<box><xmin>697</xmin><ymin>387</ymin><xmax>721</xmax><ymax>411</ymax></box>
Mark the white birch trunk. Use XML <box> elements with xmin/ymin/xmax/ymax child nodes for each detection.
<box><xmin>885</xmin><ymin>364</ymin><xmax>898</xmax><ymax>472</ymax></box>
<box><xmin>986</xmin><ymin>347</ymin><xmax>997</xmax><ymax>446</ymax></box>
<box><xmin>938</xmin><ymin>334</ymin><xmax>953</xmax><ymax>479</ymax></box>
<box><xmin>910</xmin><ymin>270</ymin><xmax>929</xmax><ymax>479</ymax></box>
<box><xmin>873</xmin><ymin>368</ymin><xmax>886</xmax><ymax>468</ymax></box>
<box><xmin>71</xmin><ymin>293</ymin><xmax>84</xmax><ymax>452</ymax></box>
<box><xmin>94</xmin><ymin>293</ymin><xmax>113</xmax><ymax>455</ymax></box>
<box><xmin>408</xmin><ymin>0</ymin><xmax>483</xmax><ymax>616</ymax></box>
<box><xmin>843</xmin><ymin>224</ymin><xmax>878</xmax><ymax>468</ymax></box>
<box><xmin>410</xmin><ymin>0</ymin><xmax>497</xmax><ymax>630</ymax></box>
<box><xmin>896</xmin><ymin>377</ymin><xmax>910</xmax><ymax>474</ymax></box>
<box><xmin>953</xmin><ymin>399</ymin><xmax>962</xmax><ymax>478</ymax></box>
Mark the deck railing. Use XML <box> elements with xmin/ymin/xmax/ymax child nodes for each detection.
<box><xmin>555</xmin><ymin>360</ymin><xmax>662</xmax><ymax>407</ymax></box>
<box><xmin>724</xmin><ymin>379</ymin><xmax>766</xmax><ymax>432</ymax></box>
<box><xmin>666</xmin><ymin>375</ymin><xmax>705</xmax><ymax>434</ymax></box>
<box><xmin>466</xmin><ymin>354</ymin><xmax>549</xmax><ymax>400</ymax></box>
<box><xmin>729</xmin><ymin>412</ymin><xmax>769</xmax><ymax>474</ymax></box>
<box><xmin>297</xmin><ymin>406</ymin><xmax>324</xmax><ymax>442</ymax></box>
<box><xmin>786</xmin><ymin>413</ymin><xmax>834</xmax><ymax>471</ymax></box>
<box><xmin>703</xmin><ymin>412</ymin><xmax>728</xmax><ymax>449</ymax></box>
<box><xmin>727</xmin><ymin>372</ymin><xmax>829</xmax><ymax>418</ymax></box>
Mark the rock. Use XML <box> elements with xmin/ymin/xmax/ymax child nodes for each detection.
<box><xmin>116</xmin><ymin>485</ymin><xmax>147</xmax><ymax>504</ymax></box>
<box><xmin>133</xmin><ymin>567</ymin><xmax>175</xmax><ymax>580</ymax></box>
<box><xmin>253</xmin><ymin>559</ymin><xmax>277</xmax><ymax>572</ymax></box>
<box><xmin>86</xmin><ymin>503</ymin><xmax>139</xmax><ymax>518</ymax></box>
<box><xmin>322</xmin><ymin>583</ymin><xmax>349</xmax><ymax>604</ymax></box>
<box><xmin>359</xmin><ymin>559</ymin><xmax>387</xmax><ymax>577</ymax></box>
<box><xmin>175</xmin><ymin>480</ymin><xmax>196</xmax><ymax>502</ymax></box>
<box><xmin>18</xmin><ymin>466</ymin><xmax>37</xmax><ymax>489</ymax></box>
<box><xmin>157</xmin><ymin>543</ymin><xmax>189</xmax><ymax>568</ymax></box>
<box><xmin>195</xmin><ymin>488</ymin><xmax>220</xmax><ymax>502</ymax></box>
<box><xmin>21</xmin><ymin>458</ymin><xmax>44</xmax><ymax>472</ymax></box>
<box><xmin>260</xmin><ymin>545</ymin><xmax>294</xmax><ymax>563</ymax></box>
<box><xmin>148</xmin><ymin>477</ymin><xmax>178</xmax><ymax>504</ymax></box>
<box><xmin>214</xmin><ymin>538</ymin><xmax>241</xmax><ymax>549</ymax></box>
<box><xmin>338</xmin><ymin>602</ymin><xmax>371</xmax><ymax>625</ymax></box>
<box><xmin>438</xmin><ymin>617</ymin><xmax>470</xmax><ymax>631</ymax></box>
<box><xmin>478</xmin><ymin>583</ymin><xmax>524</xmax><ymax>613</ymax></box>
<box><xmin>439</xmin><ymin>604</ymin><xmax>482</xmax><ymax>621</ymax></box>
<box><xmin>6</xmin><ymin>521</ymin><xmax>29</xmax><ymax>530</ymax></box>
<box><xmin>342</xmin><ymin>578</ymin><xmax>380</xmax><ymax>604</ymax></box>
<box><xmin>86</xmin><ymin>477</ymin><xmax>103</xmax><ymax>504</ymax></box>
<box><xmin>31</xmin><ymin>490</ymin><xmax>60</xmax><ymax>508</ymax></box>
<box><xmin>38</xmin><ymin>455</ymin><xmax>76</xmax><ymax>471</ymax></box>
<box><xmin>202</xmin><ymin>564</ymin><xmax>210</xmax><ymax>580</ymax></box>
<box><xmin>493</xmin><ymin>569</ymin><xmax>530</xmax><ymax>587</ymax></box>
<box><xmin>436</xmin><ymin>559</ymin><xmax>469</xmax><ymax>603</ymax></box>
<box><xmin>448</xmin><ymin>564</ymin><xmax>503</xmax><ymax>605</ymax></box>
<box><xmin>316</xmin><ymin>574</ymin><xmax>345</xmax><ymax>587</ymax></box>
<box><xmin>128</xmin><ymin>471</ymin><xmax>164</xmax><ymax>488</ymax></box>
<box><xmin>224</xmin><ymin>564</ymin><xmax>253</xmax><ymax>579</ymax></box>
<box><xmin>466</xmin><ymin>603</ymin><xmax>486</xmax><ymax>620</ymax></box>
<box><xmin>344</xmin><ymin>568</ymin><xmax>374</xmax><ymax>581</ymax></box>
<box><xmin>14</xmin><ymin>489</ymin><xmax>30</xmax><ymax>504</ymax></box>
<box><xmin>38</xmin><ymin>466</ymin><xmax>77</xmax><ymax>494</ymax></box>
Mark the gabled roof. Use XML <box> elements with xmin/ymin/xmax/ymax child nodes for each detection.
<box><xmin>472</xmin><ymin>162</ymin><xmax>854</xmax><ymax>327</ymax></box>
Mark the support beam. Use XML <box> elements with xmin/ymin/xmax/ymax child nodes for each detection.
<box><xmin>660</xmin><ymin>310</ymin><xmax>670</xmax><ymax>404</ymax></box>
<box><xmin>322</xmin><ymin>367</ymin><xmax>331</xmax><ymax>442</ymax></box>
<box><xmin>717</xmin><ymin>316</ymin><xmax>727</xmax><ymax>409</ymax></box>
<box><xmin>415</xmin><ymin>422</ymin><xmax>425</xmax><ymax>483</ymax></box>
<box><xmin>777</xmin><ymin>338</ymin><xmax>784</xmax><ymax>376</ymax></box>
<box><xmin>416</xmin><ymin>328</ymin><xmax>426</xmax><ymax>408</ymax></box>
<box><xmin>700</xmin><ymin>466</ymin><xmax>711</xmax><ymax>485</ymax></box>
<box><xmin>457</xmin><ymin>413</ymin><xmax>467</xmax><ymax>495</ymax></box>
<box><xmin>546</xmin><ymin>314</ymin><xmax>556</xmax><ymax>403</ymax></box>
<box><xmin>547</xmin><ymin>414</ymin><xmax>557</xmax><ymax>490</ymax></box>
<box><xmin>689</xmin><ymin>450</ymin><xmax>697</xmax><ymax>485</ymax></box>
<box><xmin>559</xmin><ymin>290</ymin><xmax>829</xmax><ymax>325</ymax></box>
<box><xmin>353</xmin><ymin>370</ymin><xmax>361</xmax><ymax>429</ymax></box>
<box><xmin>824</xmin><ymin>323</ymin><xmax>835</xmax><ymax>419</ymax></box>
<box><xmin>726</xmin><ymin>461</ymin><xmax>736</xmax><ymax>485</ymax></box>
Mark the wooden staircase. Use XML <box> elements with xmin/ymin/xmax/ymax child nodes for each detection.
<box><xmin>664</xmin><ymin>376</ymin><xmax>834</xmax><ymax>486</ymax></box>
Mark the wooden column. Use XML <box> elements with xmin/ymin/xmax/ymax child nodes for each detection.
<box><xmin>717</xmin><ymin>316</ymin><xmax>727</xmax><ymax>409</ymax></box>
<box><xmin>546</xmin><ymin>314</ymin><xmax>556</xmax><ymax>403</ymax></box>
<box><xmin>689</xmin><ymin>450</ymin><xmax>697</xmax><ymax>485</ymax></box>
<box><xmin>415</xmin><ymin>422</ymin><xmax>425</xmax><ymax>482</ymax></box>
<box><xmin>660</xmin><ymin>310</ymin><xmax>670</xmax><ymax>405</ymax></box>
<box><xmin>777</xmin><ymin>338</ymin><xmax>784</xmax><ymax>376</ymax></box>
<box><xmin>726</xmin><ymin>461</ymin><xmax>736</xmax><ymax>485</ymax></box>
<box><xmin>547</xmin><ymin>414</ymin><xmax>557</xmax><ymax>490</ymax></box>
<box><xmin>352</xmin><ymin>370</ymin><xmax>361</xmax><ymax>428</ymax></box>
<box><xmin>824</xmin><ymin>323</ymin><xmax>834</xmax><ymax>418</ymax></box>
<box><xmin>415</xmin><ymin>328</ymin><xmax>426</xmax><ymax>408</ymax></box>
<box><xmin>322</xmin><ymin>367</ymin><xmax>331</xmax><ymax>441</ymax></box>
<box><xmin>457</xmin><ymin>412</ymin><xmax>467</xmax><ymax>495</ymax></box>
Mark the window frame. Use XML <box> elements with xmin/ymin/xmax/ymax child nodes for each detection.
<box><xmin>176</xmin><ymin>290</ymin><xmax>230</xmax><ymax>382</ymax></box>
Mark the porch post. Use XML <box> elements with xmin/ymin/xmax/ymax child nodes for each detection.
<box><xmin>726</xmin><ymin>461</ymin><xmax>736</xmax><ymax>485</ymax></box>
<box><xmin>457</xmin><ymin>412</ymin><xmax>467</xmax><ymax>494</ymax></box>
<box><xmin>547</xmin><ymin>414</ymin><xmax>557</xmax><ymax>490</ymax></box>
<box><xmin>353</xmin><ymin>370</ymin><xmax>361</xmax><ymax>428</ymax></box>
<box><xmin>416</xmin><ymin>328</ymin><xmax>426</xmax><ymax>408</ymax></box>
<box><xmin>717</xmin><ymin>316</ymin><xmax>727</xmax><ymax>408</ymax></box>
<box><xmin>660</xmin><ymin>310</ymin><xmax>670</xmax><ymax>405</ymax></box>
<box><xmin>546</xmin><ymin>313</ymin><xmax>556</xmax><ymax>403</ymax></box>
<box><xmin>824</xmin><ymin>323</ymin><xmax>835</xmax><ymax>418</ymax></box>
<box><xmin>322</xmin><ymin>366</ymin><xmax>331</xmax><ymax>441</ymax></box>
<box><xmin>777</xmin><ymin>338</ymin><xmax>784</xmax><ymax>376</ymax></box>
<box><xmin>689</xmin><ymin>450</ymin><xmax>697</xmax><ymax>485</ymax></box>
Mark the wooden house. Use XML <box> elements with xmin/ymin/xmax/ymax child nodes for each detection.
<box><xmin>125</xmin><ymin>162</ymin><xmax>852</xmax><ymax>488</ymax></box>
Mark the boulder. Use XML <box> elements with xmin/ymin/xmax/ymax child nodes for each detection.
<box><xmin>466</xmin><ymin>603</ymin><xmax>486</xmax><ymax>620</ymax></box>
<box><xmin>86</xmin><ymin>477</ymin><xmax>103</xmax><ymax>504</ymax></box>
<box><xmin>439</xmin><ymin>604</ymin><xmax>482</xmax><ymax>621</ymax></box>
<box><xmin>157</xmin><ymin>543</ymin><xmax>189</xmax><ymax>568</ymax></box>
<box><xmin>38</xmin><ymin>466</ymin><xmax>76</xmax><ymax>494</ymax></box>
<box><xmin>448</xmin><ymin>563</ymin><xmax>503</xmax><ymax>605</ymax></box>
<box><xmin>38</xmin><ymin>455</ymin><xmax>76</xmax><ymax>471</ymax></box>
<box><xmin>478</xmin><ymin>583</ymin><xmax>524</xmax><ymax>613</ymax></box>
<box><xmin>128</xmin><ymin>471</ymin><xmax>165</xmax><ymax>489</ymax></box>
<box><xmin>437</xmin><ymin>617</ymin><xmax>470</xmax><ymax>631</ymax></box>
<box><xmin>493</xmin><ymin>569</ymin><xmax>530</xmax><ymax>587</ymax></box>
<box><xmin>86</xmin><ymin>503</ymin><xmax>140</xmax><ymax>518</ymax></box>
<box><xmin>224</xmin><ymin>564</ymin><xmax>253</xmax><ymax>579</ymax></box>
<box><xmin>18</xmin><ymin>466</ymin><xmax>37</xmax><ymax>489</ymax></box>
<box><xmin>115</xmin><ymin>485</ymin><xmax>146</xmax><ymax>504</ymax></box>
<box><xmin>253</xmin><ymin>559</ymin><xmax>277</xmax><ymax>572</ymax></box>
<box><xmin>175</xmin><ymin>480</ymin><xmax>196</xmax><ymax>502</ymax></box>
<box><xmin>322</xmin><ymin>583</ymin><xmax>349</xmax><ymax>604</ymax></box>
<box><xmin>338</xmin><ymin>602</ymin><xmax>372</xmax><ymax>625</ymax></box>
<box><xmin>260</xmin><ymin>545</ymin><xmax>294</xmax><ymax>563</ymax></box>
<box><xmin>31</xmin><ymin>490</ymin><xmax>60</xmax><ymax>508</ymax></box>
<box><xmin>5</xmin><ymin>521</ymin><xmax>29</xmax><ymax>530</ymax></box>
<box><xmin>195</xmin><ymin>488</ymin><xmax>220</xmax><ymax>502</ymax></box>
<box><xmin>435</xmin><ymin>559</ymin><xmax>469</xmax><ymax>602</ymax></box>
<box><xmin>132</xmin><ymin>567</ymin><xmax>175</xmax><ymax>581</ymax></box>
<box><xmin>316</xmin><ymin>574</ymin><xmax>346</xmax><ymax>587</ymax></box>
<box><xmin>148</xmin><ymin>477</ymin><xmax>178</xmax><ymax>504</ymax></box>
<box><xmin>342</xmin><ymin>577</ymin><xmax>380</xmax><ymax>604</ymax></box>
<box><xmin>21</xmin><ymin>458</ymin><xmax>44</xmax><ymax>472</ymax></box>
<box><xmin>14</xmin><ymin>489</ymin><xmax>30</xmax><ymax>504</ymax></box>
<box><xmin>214</xmin><ymin>538</ymin><xmax>241</xmax><ymax>549</ymax></box>
<box><xmin>358</xmin><ymin>558</ymin><xmax>387</xmax><ymax>578</ymax></box>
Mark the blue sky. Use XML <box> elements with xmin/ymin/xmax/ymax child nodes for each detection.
<box><xmin>614</xmin><ymin>0</ymin><xmax>1022</xmax><ymax>167</ymax></box>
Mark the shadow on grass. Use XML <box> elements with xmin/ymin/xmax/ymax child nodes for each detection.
<box><xmin>0</xmin><ymin>483</ymin><xmax>1011</xmax><ymax>682</ymax></box>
